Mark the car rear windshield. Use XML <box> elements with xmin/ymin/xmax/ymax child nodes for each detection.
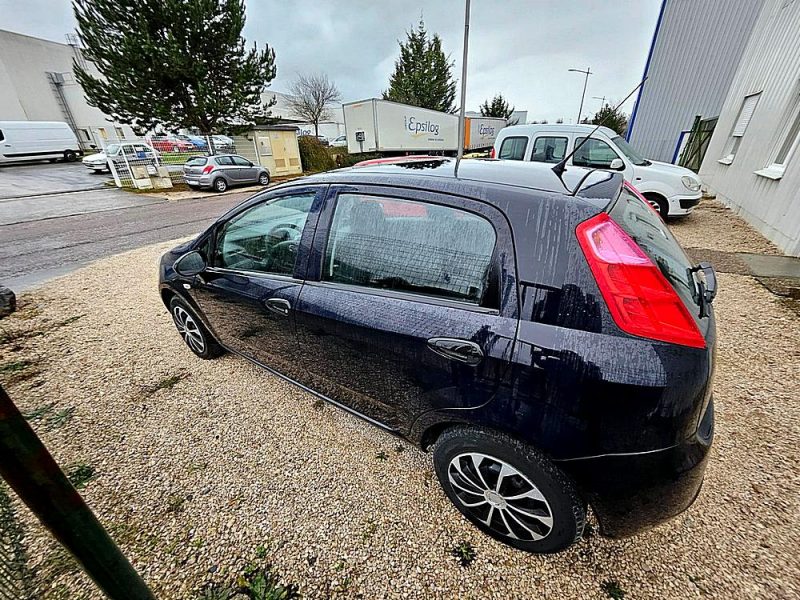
<box><xmin>185</xmin><ymin>157</ymin><xmax>207</xmax><ymax>166</ymax></box>
<box><xmin>609</xmin><ymin>187</ymin><xmax>701</xmax><ymax>311</ymax></box>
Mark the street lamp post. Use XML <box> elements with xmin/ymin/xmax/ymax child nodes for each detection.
<box><xmin>568</xmin><ymin>67</ymin><xmax>592</xmax><ymax>123</ymax></box>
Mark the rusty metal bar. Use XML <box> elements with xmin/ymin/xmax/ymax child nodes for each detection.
<box><xmin>0</xmin><ymin>385</ymin><xmax>154</xmax><ymax>600</ymax></box>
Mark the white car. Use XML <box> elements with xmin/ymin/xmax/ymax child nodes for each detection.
<box><xmin>82</xmin><ymin>142</ymin><xmax>159</xmax><ymax>173</ymax></box>
<box><xmin>492</xmin><ymin>124</ymin><xmax>702</xmax><ymax>218</ymax></box>
<box><xmin>330</xmin><ymin>134</ymin><xmax>348</xmax><ymax>148</ymax></box>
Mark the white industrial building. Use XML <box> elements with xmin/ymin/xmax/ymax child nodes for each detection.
<box><xmin>0</xmin><ymin>29</ymin><xmax>136</xmax><ymax>150</ymax></box>
<box><xmin>626</xmin><ymin>0</ymin><xmax>765</xmax><ymax>163</ymax></box>
<box><xmin>699</xmin><ymin>0</ymin><xmax>800</xmax><ymax>256</ymax></box>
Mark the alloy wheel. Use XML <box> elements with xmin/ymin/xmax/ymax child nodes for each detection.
<box><xmin>172</xmin><ymin>305</ymin><xmax>206</xmax><ymax>354</ymax></box>
<box><xmin>447</xmin><ymin>452</ymin><xmax>554</xmax><ymax>541</ymax></box>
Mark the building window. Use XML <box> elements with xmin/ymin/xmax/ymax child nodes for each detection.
<box><xmin>756</xmin><ymin>97</ymin><xmax>800</xmax><ymax>180</ymax></box>
<box><xmin>98</xmin><ymin>127</ymin><xmax>108</xmax><ymax>140</ymax></box>
<box><xmin>115</xmin><ymin>127</ymin><xmax>125</xmax><ymax>139</ymax></box>
<box><xmin>719</xmin><ymin>93</ymin><xmax>761</xmax><ymax>164</ymax></box>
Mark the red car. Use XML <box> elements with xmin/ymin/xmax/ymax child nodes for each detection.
<box><xmin>149</xmin><ymin>136</ymin><xmax>194</xmax><ymax>152</ymax></box>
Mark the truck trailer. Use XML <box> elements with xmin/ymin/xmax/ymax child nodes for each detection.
<box><xmin>342</xmin><ymin>99</ymin><xmax>506</xmax><ymax>154</ymax></box>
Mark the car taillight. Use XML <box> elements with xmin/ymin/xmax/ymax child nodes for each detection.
<box><xmin>489</xmin><ymin>147</ymin><xmax>496</xmax><ymax>159</ymax></box>
<box><xmin>576</xmin><ymin>213</ymin><xmax>705</xmax><ymax>349</ymax></box>
<box><xmin>202</xmin><ymin>165</ymin><xmax>214</xmax><ymax>174</ymax></box>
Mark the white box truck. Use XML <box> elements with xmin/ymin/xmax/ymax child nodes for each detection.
<box><xmin>342</xmin><ymin>99</ymin><xmax>504</xmax><ymax>154</ymax></box>
<box><xmin>0</xmin><ymin>121</ymin><xmax>82</xmax><ymax>164</ymax></box>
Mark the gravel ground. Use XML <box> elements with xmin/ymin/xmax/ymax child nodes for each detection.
<box><xmin>1</xmin><ymin>200</ymin><xmax>798</xmax><ymax>599</ymax></box>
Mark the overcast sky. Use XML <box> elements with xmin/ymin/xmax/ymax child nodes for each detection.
<box><xmin>0</xmin><ymin>0</ymin><xmax>661</xmax><ymax>122</ymax></box>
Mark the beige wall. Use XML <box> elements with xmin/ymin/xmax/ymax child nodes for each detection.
<box><xmin>233</xmin><ymin>130</ymin><xmax>302</xmax><ymax>176</ymax></box>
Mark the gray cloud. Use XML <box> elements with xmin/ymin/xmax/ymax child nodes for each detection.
<box><xmin>0</xmin><ymin>0</ymin><xmax>661</xmax><ymax>122</ymax></box>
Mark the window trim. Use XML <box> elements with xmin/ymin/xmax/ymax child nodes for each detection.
<box><xmin>755</xmin><ymin>97</ymin><xmax>800</xmax><ymax>180</ymax></box>
<box><xmin>530</xmin><ymin>135</ymin><xmax>568</xmax><ymax>164</ymax></box>
<box><xmin>720</xmin><ymin>92</ymin><xmax>761</xmax><ymax>163</ymax></box>
<box><xmin>318</xmin><ymin>190</ymin><xmax>501</xmax><ymax>309</ymax></box>
<box><xmin>498</xmin><ymin>135</ymin><xmax>529</xmax><ymax>160</ymax></box>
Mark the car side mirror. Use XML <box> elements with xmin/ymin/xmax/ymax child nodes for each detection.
<box><xmin>610</xmin><ymin>158</ymin><xmax>625</xmax><ymax>171</ymax></box>
<box><xmin>174</xmin><ymin>251</ymin><xmax>206</xmax><ymax>277</ymax></box>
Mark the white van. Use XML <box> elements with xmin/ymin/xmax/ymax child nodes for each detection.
<box><xmin>492</xmin><ymin>124</ymin><xmax>702</xmax><ymax>217</ymax></box>
<box><xmin>0</xmin><ymin>121</ymin><xmax>82</xmax><ymax>164</ymax></box>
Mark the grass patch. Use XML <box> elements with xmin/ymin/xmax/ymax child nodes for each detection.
<box><xmin>144</xmin><ymin>373</ymin><xmax>187</xmax><ymax>395</ymax></box>
<box><xmin>0</xmin><ymin>359</ymin><xmax>35</xmax><ymax>374</ymax></box>
<box><xmin>0</xmin><ymin>359</ymin><xmax>41</xmax><ymax>384</ymax></box>
<box><xmin>452</xmin><ymin>540</ymin><xmax>476</xmax><ymax>567</ymax></box>
<box><xmin>375</xmin><ymin>451</ymin><xmax>388</xmax><ymax>461</ymax></box>
<box><xmin>361</xmin><ymin>519</ymin><xmax>377</xmax><ymax>541</ymax></box>
<box><xmin>23</xmin><ymin>404</ymin><xmax>74</xmax><ymax>430</ymax></box>
<box><xmin>166</xmin><ymin>493</ymin><xmax>188</xmax><ymax>514</ymax></box>
<box><xmin>66</xmin><ymin>463</ymin><xmax>95</xmax><ymax>489</ymax></box>
<box><xmin>601</xmin><ymin>580</ymin><xmax>626</xmax><ymax>600</ymax></box>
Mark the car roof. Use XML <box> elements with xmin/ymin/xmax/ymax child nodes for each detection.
<box><xmin>298</xmin><ymin>157</ymin><xmax>621</xmax><ymax>208</ymax></box>
<box><xmin>499</xmin><ymin>123</ymin><xmax>618</xmax><ymax>138</ymax></box>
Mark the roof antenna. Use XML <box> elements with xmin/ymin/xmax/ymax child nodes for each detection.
<box><xmin>551</xmin><ymin>77</ymin><xmax>648</xmax><ymax>187</ymax></box>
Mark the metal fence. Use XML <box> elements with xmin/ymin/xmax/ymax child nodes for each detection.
<box><xmin>104</xmin><ymin>135</ymin><xmax>239</xmax><ymax>190</ymax></box>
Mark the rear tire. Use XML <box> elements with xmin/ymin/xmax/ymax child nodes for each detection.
<box><xmin>64</xmin><ymin>150</ymin><xmax>78</xmax><ymax>162</ymax></box>
<box><xmin>169</xmin><ymin>296</ymin><xmax>224</xmax><ymax>359</ymax></box>
<box><xmin>433</xmin><ymin>427</ymin><xmax>585</xmax><ymax>553</ymax></box>
<box><xmin>213</xmin><ymin>177</ymin><xmax>228</xmax><ymax>193</ymax></box>
<box><xmin>644</xmin><ymin>193</ymin><xmax>669</xmax><ymax>219</ymax></box>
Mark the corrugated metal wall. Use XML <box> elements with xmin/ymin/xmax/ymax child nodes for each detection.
<box><xmin>627</xmin><ymin>0</ymin><xmax>765</xmax><ymax>162</ymax></box>
<box><xmin>700</xmin><ymin>0</ymin><xmax>800</xmax><ymax>256</ymax></box>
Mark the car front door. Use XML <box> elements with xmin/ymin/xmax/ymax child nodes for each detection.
<box><xmin>188</xmin><ymin>186</ymin><xmax>325</xmax><ymax>374</ymax></box>
<box><xmin>571</xmin><ymin>136</ymin><xmax>633</xmax><ymax>180</ymax></box>
<box><xmin>293</xmin><ymin>185</ymin><xmax>518</xmax><ymax>433</ymax></box>
<box><xmin>232</xmin><ymin>155</ymin><xmax>259</xmax><ymax>183</ymax></box>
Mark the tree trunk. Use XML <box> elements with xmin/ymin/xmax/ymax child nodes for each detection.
<box><xmin>314</xmin><ymin>121</ymin><xmax>319</xmax><ymax>138</ymax></box>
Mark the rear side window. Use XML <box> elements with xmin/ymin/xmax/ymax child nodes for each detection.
<box><xmin>498</xmin><ymin>136</ymin><xmax>528</xmax><ymax>160</ymax></box>
<box><xmin>610</xmin><ymin>188</ymin><xmax>700</xmax><ymax>310</ymax></box>
<box><xmin>324</xmin><ymin>194</ymin><xmax>497</xmax><ymax>304</ymax></box>
<box><xmin>530</xmin><ymin>136</ymin><xmax>567</xmax><ymax>163</ymax></box>
<box><xmin>186</xmin><ymin>157</ymin><xmax>207</xmax><ymax>167</ymax></box>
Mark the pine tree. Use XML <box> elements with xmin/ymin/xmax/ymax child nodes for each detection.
<box><xmin>383</xmin><ymin>18</ymin><xmax>457</xmax><ymax>113</ymax></box>
<box><xmin>73</xmin><ymin>0</ymin><xmax>277</xmax><ymax>133</ymax></box>
<box><xmin>592</xmin><ymin>103</ymin><xmax>628</xmax><ymax>135</ymax></box>
<box><xmin>479</xmin><ymin>94</ymin><xmax>514</xmax><ymax>120</ymax></box>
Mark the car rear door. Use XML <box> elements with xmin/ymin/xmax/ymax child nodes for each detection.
<box><xmin>293</xmin><ymin>184</ymin><xmax>518</xmax><ymax>433</ymax></box>
<box><xmin>214</xmin><ymin>155</ymin><xmax>236</xmax><ymax>181</ymax></box>
<box><xmin>188</xmin><ymin>185</ymin><xmax>326</xmax><ymax>375</ymax></box>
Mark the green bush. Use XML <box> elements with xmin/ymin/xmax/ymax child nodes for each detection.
<box><xmin>297</xmin><ymin>136</ymin><xmax>335</xmax><ymax>173</ymax></box>
<box><xmin>332</xmin><ymin>150</ymin><xmax>381</xmax><ymax>168</ymax></box>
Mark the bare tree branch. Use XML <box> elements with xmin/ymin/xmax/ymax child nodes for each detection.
<box><xmin>287</xmin><ymin>74</ymin><xmax>341</xmax><ymax>137</ymax></box>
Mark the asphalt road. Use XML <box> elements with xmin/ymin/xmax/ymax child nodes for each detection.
<box><xmin>0</xmin><ymin>160</ymin><xmax>109</xmax><ymax>199</ymax></box>
<box><xmin>0</xmin><ymin>191</ymin><xmax>249</xmax><ymax>292</ymax></box>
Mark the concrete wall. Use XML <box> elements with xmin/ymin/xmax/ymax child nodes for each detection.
<box><xmin>627</xmin><ymin>0</ymin><xmax>765</xmax><ymax>163</ymax></box>
<box><xmin>0</xmin><ymin>29</ymin><xmax>136</xmax><ymax>149</ymax></box>
<box><xmin>699</xmin><ymin>0</ymin><xmax>800</xmax><ymax>256</ymax></box>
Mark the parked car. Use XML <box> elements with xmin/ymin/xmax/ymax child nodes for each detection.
<box><xmin>0</xmin><ymin>121</ymin><xmax>82</xmax><ymax>164</ymax></box>
<box><xmin>176</xmin><ymin>134</ymin><xmax>208</xmax><ymax>151</ymax></box>
<box><xmin>82</xmin><ymin>142</ymin><xmax>158</xmax><ymax>173</ymax></box>
<box><xmin>159</xmin><ymin>157</ymin><xmax>716</xmax><ymax>553</ymax></box>
<box><xmin>330</xmin><ymin>134</ymin><xmax>348</xmax><ymax>148</ymax></box>
<box><xmin>211</xmin><ymin>135</ymin><xmax>235</xmax><ymax>153</ymax></box>
<box><xmin>183</xmin><ymin>154</ymin><xmax>270</xmax><ymax>192</ymax></box>
<box><xmin>492</xmin><ymin>124</ymin><xmax>703</xmax><ymax>218</ymax></box>
<box><xmin>149</xmin><ymin>135</ymin><xmax>194</xmax><ymax>153</ymax></box>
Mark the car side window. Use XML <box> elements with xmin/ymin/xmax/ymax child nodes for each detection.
<box><xmin>530</xmin><ymin>136</ymin><xmax>567</xmax><ymax>163</ymax></box>
<box><xmin>573</xmin><ymin>137</ymin><xmax>620</xmax><ymax>168</ymax></box>
<box><xmin>213</xmin><ymin>193</ymin><xmax>315</xmax><ymax>276</ymax></box>
<box><xmin>323</xmin><ymin>194</ymin><xmax>497</xmax><ymax>305</ymax></box>
<box><xmin>216</xmin><ymin>156</ymin><xmax>234</xmax><ymax>166</ymax></box>
<box><xmin>498</xmin><ymin>136</ymin><xmax>528</xmax><ymax>160</ymax></box>
<box><xmin>231</xmin><ymin>156</ymin><xmax>251</xmax><ymax>166</ymax></box>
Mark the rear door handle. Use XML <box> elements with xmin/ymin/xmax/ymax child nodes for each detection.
<box><xmin>265</xmin><ymin>297</ymin><xmax>291</xmax><ymax>316</ymax></box>
<box><xmin>427</xmin><ymin>337</ymin><xmax>483</xmax><ymax>366</ymax></box>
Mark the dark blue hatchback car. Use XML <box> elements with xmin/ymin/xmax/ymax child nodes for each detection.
<box><xmin>159</xmin><ymin>157</ymin><xmax>716</xmax><ymax>553</ymax></box>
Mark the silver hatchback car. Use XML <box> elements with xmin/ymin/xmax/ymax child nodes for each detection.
<box><xmin>183</xmin><ymin>154</ymin><xmax>270</xmax><ymax>192</ymax></box>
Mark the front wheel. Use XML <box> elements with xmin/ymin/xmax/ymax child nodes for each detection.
<box><xmin>644</xmin><ymin>193</ymin><xmax>669</xmax><ymax>219</ymax></box>
<box><xmin>258</xmin><ymin>172</ymin><xmax>270</xmax><ymax>186</ymax></box>
<box><xmin>433</xmin><ymin>427</ymin><xmax>586</xmax><ymax>553</ymax></box>
<box><xmin>169</xmin><ymin>296</ymin><xmax>224</xmax><ymax>359</ymax></box>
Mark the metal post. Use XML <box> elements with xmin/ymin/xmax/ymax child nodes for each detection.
<box><xmin>569</xmin><ymin>67</ymin><xmax>592</xmax><ymax>123</ymax></box>
<box><xmin>0</xmin><ymin>385</ymin><xmax>155</xmax><ymax>600</ymax></box>
<box><xmin>456</xmin><ymin>0</ymin><xmax>471</xmax><ymax>164</ymax></box>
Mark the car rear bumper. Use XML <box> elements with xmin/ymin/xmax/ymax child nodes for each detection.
<box><xmin>183</xmin><ymin>174</ymin><xmax>213</xmax><ymax>188</ymax></box>
<box><xmin>557</xmin><ymin>398</ymin><xmax>714</xmax><ymax>538</ymax></box>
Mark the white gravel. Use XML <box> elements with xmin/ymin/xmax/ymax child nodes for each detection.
<box><xmin>1</xmin><ymin>200</ymin><xmax>798</xmax><ymax>599</ymax></box>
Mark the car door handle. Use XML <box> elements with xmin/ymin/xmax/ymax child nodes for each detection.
<box><xmin>264</xmin><ymin>297</ymin><xmax>291</xmax><ymax>316</ymax></box>
<box><xmin>427</xmin><ymin>337</ymin><xmax>484</xmax><ymax>366</ymax></box>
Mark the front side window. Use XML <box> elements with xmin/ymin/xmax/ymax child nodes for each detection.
<box><xmin>612</xmin><ymin>136</ymin><xmax>648</xmax><ymax>166</ymax></box>
<box><xmin>324</xmin><ymin>194</ymin><xmax>497</xmax><ymax>304</ymax></box>
<box><xmin>214</xmin><ymin>193</ymin><xmax>315</xmax><ymax>275</ymax></box>
<box><xmin>573</xmin><ymin>137</ymin><xmax>620</xmax><ymax>168</ymax></box>
<box><xmin>498</xmin><ymin>136</ymin><xmax>528</xmax><ymax>160</ymax></box>
<box><xmin>106</xmin><ymin>144</ymin><xmax>120</xmax><ymax>155</ymax></box>
<box><xmin>530</xmin><ymin>136</ymin><xmax>567</xmax><ymax>163</ymax></box>
<box><xmin>231</xmin><ymin>156</ymin><xmax>251</xmax><ymax>167</ymax></box>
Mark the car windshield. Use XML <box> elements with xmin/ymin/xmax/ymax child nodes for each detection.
<box><xmin>106</xmin><ymin>144</ymin><xmax>120</xmax><ymax>154</ymax></box>
<box><xmin>612</xmin><ymin>136</ymin><xmax>649</xmax><ymax>166</ymax></box>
